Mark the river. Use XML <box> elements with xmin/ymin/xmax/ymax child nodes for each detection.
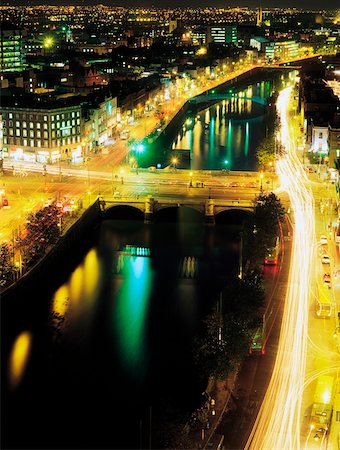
<box><xmin>2</xmin><ymin>75</ymin><xmax>289</xmax><ymax>449</ymax></box>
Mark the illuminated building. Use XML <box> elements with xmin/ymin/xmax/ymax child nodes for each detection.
<box><xmin>0</xmin><ymin>22</ymin><xmax>26</xmax><ymax>72</ymax></box>
<box><xmin>272</xmin><ymin>40</ymin><xmax>299</xmax><ymax>61</ymax></box>
<box><xmin>207</xmin><ymin>26</ymin><xmax>238</xmax><ymax>45</ymax></box>
<box><xmin>1</xmin><ymin>96</ymin><xmax>82</xmax><ymax>163</ymax></box>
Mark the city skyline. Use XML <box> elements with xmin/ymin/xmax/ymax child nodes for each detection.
<box><xmin>2</xmin><ymin>0</ymin><xmax>340</xmax><ymax>10</ymax></box>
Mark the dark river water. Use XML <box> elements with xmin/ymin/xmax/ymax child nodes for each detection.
<box><xmin>2</xmin><ymin>74</ymin><xmax>290</xmax><ymax>449</ymax></box>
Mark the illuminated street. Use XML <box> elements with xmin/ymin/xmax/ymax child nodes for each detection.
<box><xmin>246</xmin><ymin>82</ymin><xmax>340</xmax><ymax>449</ymax></box>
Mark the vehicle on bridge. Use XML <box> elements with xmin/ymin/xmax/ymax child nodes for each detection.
<box><xmin>309</xmin><ymin>375</ymin><xmax>334</xmax><ymax>439</ymax></box>
<box><xmin>316</xmin><ymin>283</ymin><xmax>332</xmax><ymax>318</ymax></box>
<box><xmin>264</xmin><ymin>236</ymin><xmax>280</xmax><ymax>265</ymax></box>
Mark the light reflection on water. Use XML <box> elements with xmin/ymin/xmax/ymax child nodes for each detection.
<box><xmin>113</xmin><ymin>254</ymin><xmax>153</xmax><ymax>378</ymax></box>
<box><xmin>172</xmin><ymin>80</ymin><xmax>272</xmax><ymax>171</ymax></box>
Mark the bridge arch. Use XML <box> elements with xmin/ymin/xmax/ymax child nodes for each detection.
<box><xmin>215</xmin><ymin>208</ymin><xmax>253</xmax><ymax>225</ymax></box>
<box><xmin>103</xmin><ymin>205</ymin><xmax>144</xmax><ymax>221</ymax></box>
<box><xmin>153</xmin><ymin>205</ymin><xmax>205</xmax><ymax>223</ymax></box>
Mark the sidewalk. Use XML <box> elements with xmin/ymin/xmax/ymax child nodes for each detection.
<box><xmin>187</xmin><ymin>371</ymin><xmax>238</xmax><ymax>449</ymax></box>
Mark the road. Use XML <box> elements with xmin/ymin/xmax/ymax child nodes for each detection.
<box><xmin>243</xmin><ymin>84</ymin><xmax>340</xmax><ymax>450</ymax></box>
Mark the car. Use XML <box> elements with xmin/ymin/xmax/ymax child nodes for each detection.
<box><xmin>323</xmin><ymin>273</ymin><xmax>331</xmax><ymax>284</ymax></box>
<box><xmin>322</xmin><ymin>254</ymin><xmax>331</xmax><ymax>264</ymax></box>
<box><xmin>320</xmin><ymin>235</ymin><xmax>328</xmax><ymax>245</ymax></box>
<box><xmin>334</xmin><ymin>326</ymin><xmax>340</xmax><ymax>352</ymax></box>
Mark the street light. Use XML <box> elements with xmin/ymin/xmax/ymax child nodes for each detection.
<box><xmin>171</xmin><ymin>157</ymin><xmax>178</xmax><ymax>171</ymax></box>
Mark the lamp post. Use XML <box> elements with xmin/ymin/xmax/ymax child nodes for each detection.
<box><xmin>260</xmin><ymin>171</ymin><xmax>264</xmax><ymax>193</ymax></box>
<box><xmin>171</xmin><ymin>157</ymin><xmax>178</xmax><ymax>171</ymax></box>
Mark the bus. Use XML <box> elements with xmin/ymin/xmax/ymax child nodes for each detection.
<box><xmin>264</xmin><ymin>236</ymin><xmax>280</xmax><ymax>265</ymax></box>
<box><xmin>316</xmin><ymin>283</ymin><xmax>332</xmax><ymax>318</ymax></box>
<box><xmin>249</xmin><ymin>315</ymin><xmax>266</xmax><ymax>355</ymax></box>
<box><xmin>309</xmin><ymin>375</ymin><xmax>334</xmax><ymax>438</ymax></box>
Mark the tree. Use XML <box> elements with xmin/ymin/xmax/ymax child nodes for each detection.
<box><xmin>242</xmin><ymin>193</ymin><xmax>285</xmax><ymax>264</ymax></box>
<box><xmin>193</xmin><ymin>271</ymin><xmax>265</xmax><ymax>381</ymax></box>
<box><xmin>256</xmin><ymin>135</ymin><xmax>276</xmax><ymax>170</ymax></box>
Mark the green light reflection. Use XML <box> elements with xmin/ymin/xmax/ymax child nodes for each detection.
<box><xmin>244</xmin><ymin>122</ymin><xmax>249</xmax><ymax>157</ymax></box>
<box><xmin>114</xmin><ymin>255</ymin><xmax>153</xmax><ymax>379</ymax></box>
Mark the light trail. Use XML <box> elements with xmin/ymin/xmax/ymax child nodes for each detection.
<box><xmin>245</xmin><ymin>86</ymin><xmax>315</xmax><ymax>449</ymax></box>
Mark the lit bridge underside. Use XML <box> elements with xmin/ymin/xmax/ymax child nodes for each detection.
<box><xmin>245</xmin><ymin>87</ymin><xmax>315</xmax><ymax>449</ymax></box>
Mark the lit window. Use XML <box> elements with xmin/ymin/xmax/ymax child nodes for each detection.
<box><xmin>51</xmin><ymin>123</ymin><xmax>55</xmax><ymax>129</ymax></box>
<box><xmin>71</xmin><ymin>112</ymin><xmax>75</xmax><ymax>118</ymax></box>
<box><xmin>9</xmin><ymin>113</ymin><xmax>13</xmax><ymax>119</ymax></box>
<box><xmin>30</xmin><ymin>130</ymin><xmax>34</xmax><ymax>138</ymax></box>
<box><xmin>56</xmin><ymin>115</ymin><xmax>60</xmax><ymax>121</ymax></box>
<box><xmin>23</xmin><ymin>129</ymin><xmax>27</xmax><ymax>137</ymax></box>
<box><xmin>16</xmin><ymin>121</ymin><xmax>20</xmax><ymax>127</ymax></box>
<box><xmin>37</xmin><ymin>140</ymin><xmax>41</xmax><ymax>147</ymax></box>
<box><xmin>44</xmin><ymin>116</ymin><xmax>48</xmax><ymax>121</ymax></box>
<box><xmin>44</xmin><ymin>140</ymin><xmax>48</xmax><ymax>147</ymax></box>
<box><xmin>23</xmin><ymin>139</ymin><xmax>27</xmax><ymax>146</ymax></box>
<box><xmin>30</xmin><ymin>139</ymin><xmax>34</xmax><ymax>147</ymax></box>
<box><xmin>36</xmin><ymin>122</ymin><xmax>40</xmax><ymax>129</ymax></box>
<box><xmin>51</xmin><ymin>116</ymin><xmax>54</xmax><ymax>122</ymax></box>
<box><xmin>37</xmin><ymin>131</ymin><xmax>41</xmax><ymax>138</ymax></box>
<box><xmin>9</xmin><ymin>129</ymin><xmax>13</xmax><ymax>136</ymax></box>
<box><xmin>43</xmin><ymin>123</ymin><xmax>48</xmax><ymax>130</ymax></box>
<box><xmin>72</xmin><ymin>119</ymin><xmax>75</xmax><ymax>125</ymax></box>
<box><xmin>30</xmin><ymin>122</ymin><xmax>34</xmax><ymax>129</ymax></box>
<box><xmin>22</xmin><ymin>121</ymin><xmax>27</xmax><ymax>128</ymax></box>
<box><xmin>16</xmin><ymin>129</ymin><xmax>20</xmax><ymax>137</ymax></box>
<box><xmin>43</xmin><ymin>131</ymin><xmax>48</xmax><ymax>139</ymax></box>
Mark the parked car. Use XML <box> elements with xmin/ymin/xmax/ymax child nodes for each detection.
<box><xmin>323</xmin><ymin>273</ymin><xmax>331</xmax><ymax>284</ymax></box>
<box><xmin>320</xmin><ymin>235</ymin><xmax>328</xmax><ymax>245</ymax></box>
<box><xmin>322</xmin><ymin>254</ymin><xmax>331</xmax><ymax>264</ymax></box>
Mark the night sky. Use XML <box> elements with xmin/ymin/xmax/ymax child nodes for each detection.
<box><xmin>4</xmin><ymin>0</ymin><xmax>340</xmax><ymax>10</ymax></box>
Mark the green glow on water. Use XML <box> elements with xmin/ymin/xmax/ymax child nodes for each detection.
<box><xmin>114</xmin><ymin>255</ymin><xmax>153</xmax><ymax>378</ymax></box>
<box><xmin>226</xmin><ymin>119</ymin><xmax>232</xmax><ymax>168</ymax></box>
<box><xmin>244</xmin><ymin>122</ymin><xmax>249</xmax><ymax>157</ymax></box>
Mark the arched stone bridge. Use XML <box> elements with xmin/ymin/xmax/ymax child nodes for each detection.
<box><xmin>99</xmin><ymin>195</ymin><xmax>255</xmax><ymax>224</ymax></box>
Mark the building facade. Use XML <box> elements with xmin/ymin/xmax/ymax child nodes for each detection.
<box><xmin>1</xmin><ymin>103</ymin><xmax>82</xmax><ymax>163</ymax></box>
<box><xmin>0</xmin><ymin>23</ymin><xmax>26</xmax><ymax>72</ymax></box>
<box><xmin>207</xmin><ymin>26</ymin><xmax>237</xmax><ymax>45</ymax></box>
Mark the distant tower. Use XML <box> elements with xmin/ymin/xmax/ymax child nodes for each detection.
<box><xmin>256</xmin><ymin>5</ymin><xmax>263</xmax><ymax>27</ymax></box>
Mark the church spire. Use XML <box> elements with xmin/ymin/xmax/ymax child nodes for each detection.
<box><xmin>256</xmin><ymin>4</ymin><xmax>263</xmax><ymax>27</ymax></box>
